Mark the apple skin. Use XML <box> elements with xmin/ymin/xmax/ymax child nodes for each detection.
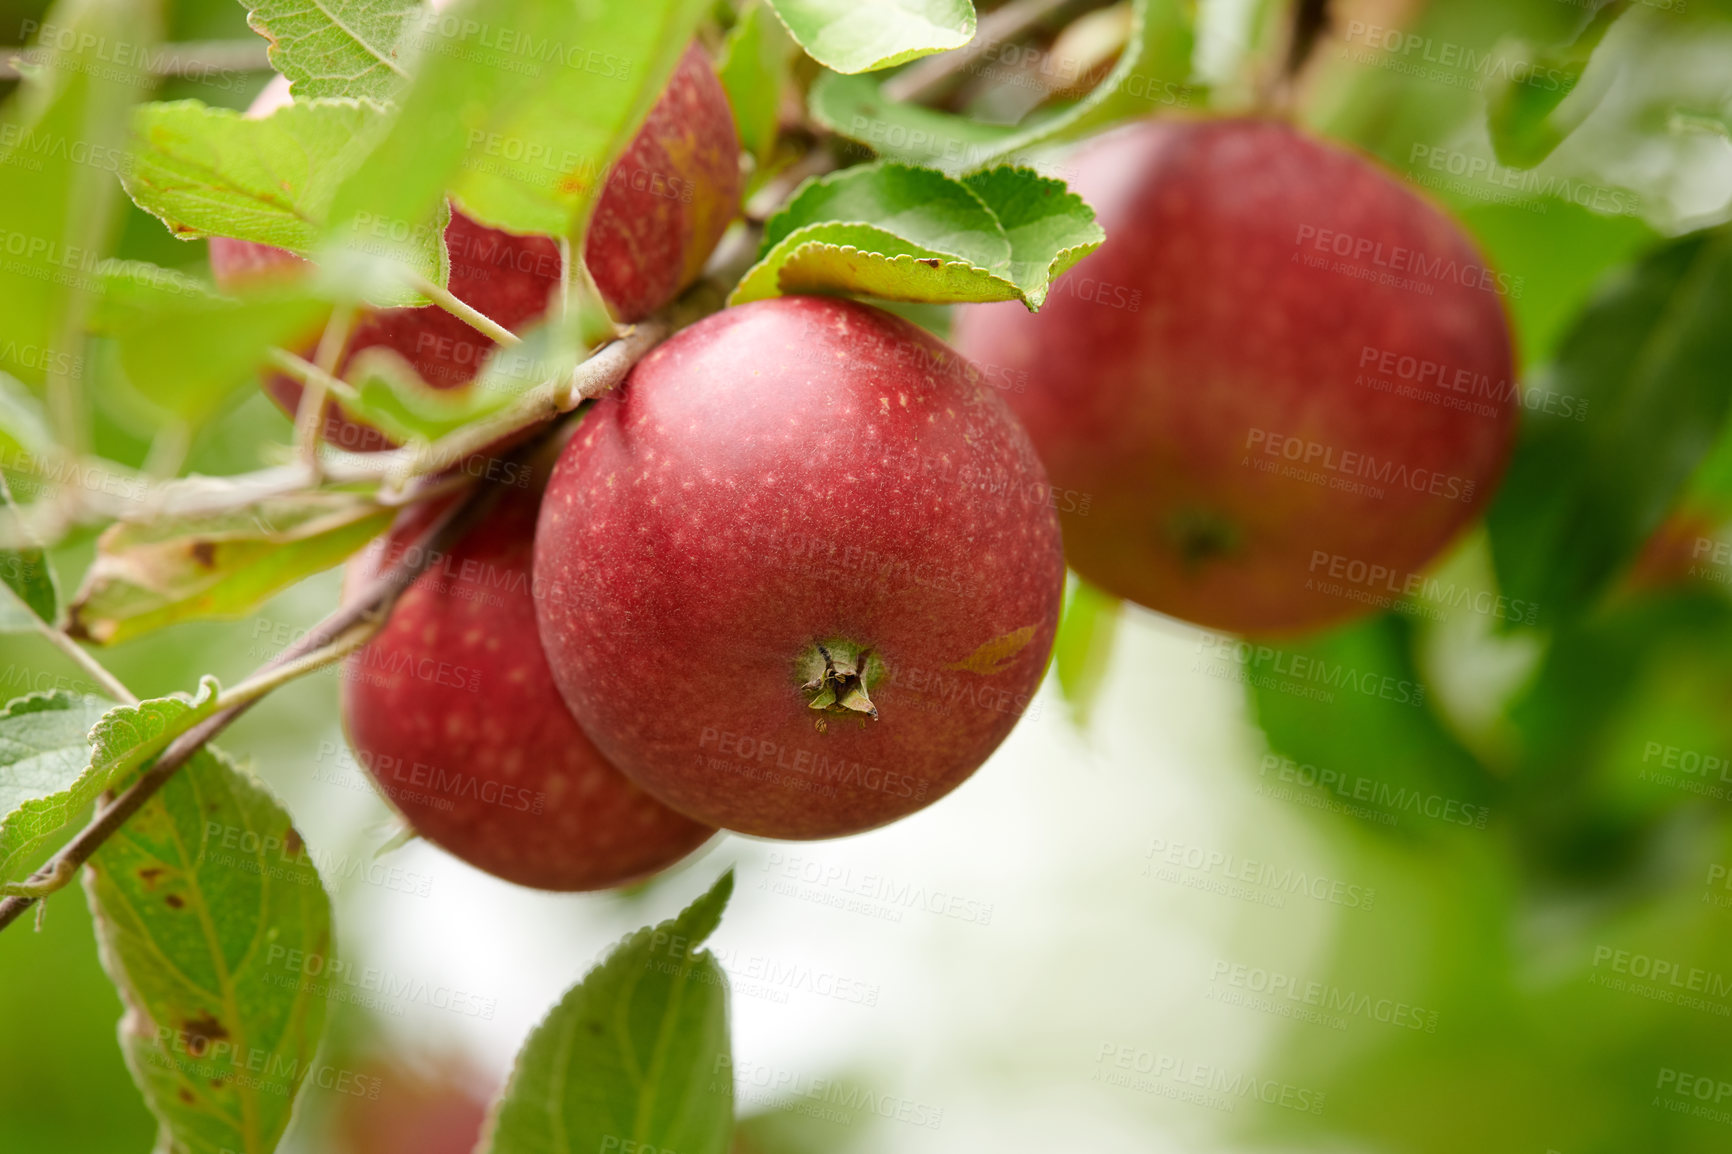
<box><xmin>211</xmin><ymin>44</ymin><xmax>742</xmax><ymax>451</ymax></box>
<box><xmin>532</xmin><ymin>296</ymin><xmax>1065</xmax><ymax>840</ymax></box>
<box><xmin>952</xmin><ymin>117</ymin><xmax>1519</xmax><ymax>635</ymax></box>
<box><xmin>339</xmin><ymin>484</ymin><xmax>715</xmax><ymax>891</ymax></box>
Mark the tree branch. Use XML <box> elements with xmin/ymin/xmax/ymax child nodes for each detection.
<box><xmin>0</xmin><ymin>475</ymin><xmax>504</xmax><ymax>933</ymax></box>
<box><xmin>882</xmin><ymin>0</ymin><xmax>1080</xmax><ymax>105</ymax></box>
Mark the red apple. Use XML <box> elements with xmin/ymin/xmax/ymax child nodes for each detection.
<box><xmin>212</xmin><ymin>44</ymin><xmax>743</xmax><ymax>451</ymax></box>
<box><xmin>532</xmin><ymin>296</ymin><xmax>1065</xmax><ymax>840</ymax></box>
<box><xmin>953</xmin><ymin>117</ymin><xmax>1519</xmax><ymax>635</ymax></box>
<box><xmin>340</xmin><ymin>482</ymin><xmax>714</xmax><ymax>890</ymax></box>
<box><xmin>330</xmin><ymin>1056</ymin><xmax>492</xmax><ymax>1154</ymax></box>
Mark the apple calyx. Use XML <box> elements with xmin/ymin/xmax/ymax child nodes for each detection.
<box><xmin>798</xmin><ymin>640</ymin><xmax>883</xmax><ymax>731</ymax></box>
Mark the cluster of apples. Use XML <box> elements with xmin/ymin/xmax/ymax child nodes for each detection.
<box><xmin>218</xmin><ymin>47</ymin><xmax>1516</xmax><ymax>890</ymax></box>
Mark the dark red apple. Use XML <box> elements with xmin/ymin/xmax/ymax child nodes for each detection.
<box><xmin>953</xmin><ymin>117</ymin><xmax>1519</xmax><ymax>635</ymax></box>
<box><xmin>532</xmin><ymin>296</ymin><xmax>1065</xmax><ymax>839</ymax></box>
<box><xmin>340</xmin><ymin>482</ymin><xmax>714</xmax><ymax>890</ymax></box>
<box><xmin>212</xmin><ymin>44</ymin><xmax>743</xmax><ymax>451</ymax></box>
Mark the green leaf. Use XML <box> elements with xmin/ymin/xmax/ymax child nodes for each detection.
<box><xmin>1487</xmin><ymin>227</ymin><xmax>1732</xmax><ymax>625</ymax></box>
<box><xmin>68</xmin><ymin>493</ymin><xmax>394</xmax><ymax>645</ymax></box>
<box><xmin>1486</xmin><ymin>0</ymin><xmax>1626</xmax><ymax>170</ymax></box>
<box><xmin>244</xmin><ymin>0</ymin><xmax>420</xmax><ymax>101</ymax></box>
<box><xmin>327</xmin><ymin>0</ymin><xmax>709</xmax><ymax>248</ymax></box>
<box><xmin>767</xmin><ymin>0</ymin><xmax>974</xmax><ymax>74</ymax></box>
<box><xmin>808</xmin><ymin>0</ymin><xmax>1195</xmax><ymax>172</ymax></box>
<box><xmin>0</xmin><ymin>0</ymin><xmax>159</xmax><ymax>387</ymax></box>
<box><xmin>719</xmin><ymin>0</ymin><xmax>797</xmax><ymax>163</ymax></box>
<box><xmin>961</xmin><ymin>166</ymin><xmax>1103</xmax><ymax>296</ymax></box>
<box><xmin>1246</xmin><ymin>615</ymin><xmax>1494</xmax><ymax>840</ymax></box>
<box><xmin>1054</xmin><ymin>577</ymin><xmax>1118</xmax><ymax>729</ymax></box>
<box><xmin>89</xmin><ymin>261</ymin><xmax>330</xmax><ymax>424</ymax></box>
<box><xmin>336</xmin><ymin>318</ymin><xmax>587</xmax><ymax>443</ymax></box>
<box><xmin>0</xmin><ymin>371</ymin><xmax>54</xmax><ymax>462</ymax></box>
<box><xmin>123</xmin><ymin>97</ymin><xmax>445</xmax><ymax>303</ymax></box>
<box><xmin>731</xmin><ymin>163</ymin><xmax>1102</xmax><ymax>308</ymax></box>
<box><xmin>480</xmin><ymin>871</ymin><xmax>736</xmax><ymax>1154</ymax></box>
<box><xmin>0</xmin><ymin>472</ymin><xmax>58</xmax><ymax>624</ymax></box>
<box><xmin>0</xmin><ymin>679</ymin><xmax>223</xmax><ymax>893</ymax></box>
<box><xmin>85</xmin><ymin>746</ymin><xmax>332</xmax><ymax>1154</ymax></box>
<box><xmin>0</xmin><ymin>691</ymin><xmax>112</xmax><ymax>890</ymax></box>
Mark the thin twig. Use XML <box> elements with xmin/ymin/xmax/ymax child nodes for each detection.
<box><xmin>882</xmin><ymin>0</ymin><xmax>1079</xmax><ymax>105</ymax></box>
<box><xmin>354</xmin><ymin>322</ymin><xmax>665</xmax><ymax>486</ymax></box>
<box><xmin>0</xmin><ymin>39</ymin><xmax>270</xmax><ymax>81</ymax></box>
<box><xmin>0</xmin><ymin>477</ymin><xmax>503</xmax><ymax>933</ymax></box>
<box><xmin>29</xmin><ymin>617</ymin><xmax>137</xmax><ymax>705</ymax></box>
<box><xmin>296</xmin><ymin>304</ymin><xmax>359</xmax><ymax>478</ymax></box>
<box><xmin>405</xmin><ymin>273</ymin><xmax>522</xmax><ymax>347</ymax></box>
<box><xmin>211</xmin><ymin>621</ymin><xmax>378</xmax><ymax>713</ymax></box>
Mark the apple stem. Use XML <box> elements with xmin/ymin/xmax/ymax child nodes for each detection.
<box><xmin>798</xmin><ymin>640</ymin><xmax>883</xmax><ymax>731</ymax></box>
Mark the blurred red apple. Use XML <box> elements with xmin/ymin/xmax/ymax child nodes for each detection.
<box><xmin>212</xmin><ymin>44</ymin><xmax>743</xmax><ymax>451</ymax></box>
<box><xmin>954</xmin><ymin>117</ymin><xmax>1519</xmax><ymax>635</ymax></box>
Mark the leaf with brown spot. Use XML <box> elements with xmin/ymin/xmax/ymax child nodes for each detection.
<box><xmin>945</xmin><ymin>626</ymin><xmax>1038</xmax><ymax>676</ymax></box>
<box><xmin>86</xmin><ymin>746</ymin><xmax>331</xmax><ymax>1154</ymax></box>
<box><xmin>68</xmin><ymin>493</ymin><xmax>393</xmax><ymax>645</ymax></box>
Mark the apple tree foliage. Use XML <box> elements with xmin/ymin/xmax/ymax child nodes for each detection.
<box><xmin>0</xmin><ymin>0</ymin><xmax>1727</xmax><ymax>1150</ymax></box>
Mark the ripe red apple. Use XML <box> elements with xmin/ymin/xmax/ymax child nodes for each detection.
<box><xmin>953</xmin><ymin>117</ymin><xmax>1519</xmax><ymax>635</ymax></box>
<box><xmin>212</xmin><ymin>44</ymin><xmax>743</xmax><ymax>451</ymax></box>
<box><xmin>340</xmin><ymin>482</ymin><xmax>714</xmax><ymax>890</ymax></box>
<box><xmin>532</xmin><ymin>296</ymin><xmax>1065</xmax><ymax>839</ymax></box>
